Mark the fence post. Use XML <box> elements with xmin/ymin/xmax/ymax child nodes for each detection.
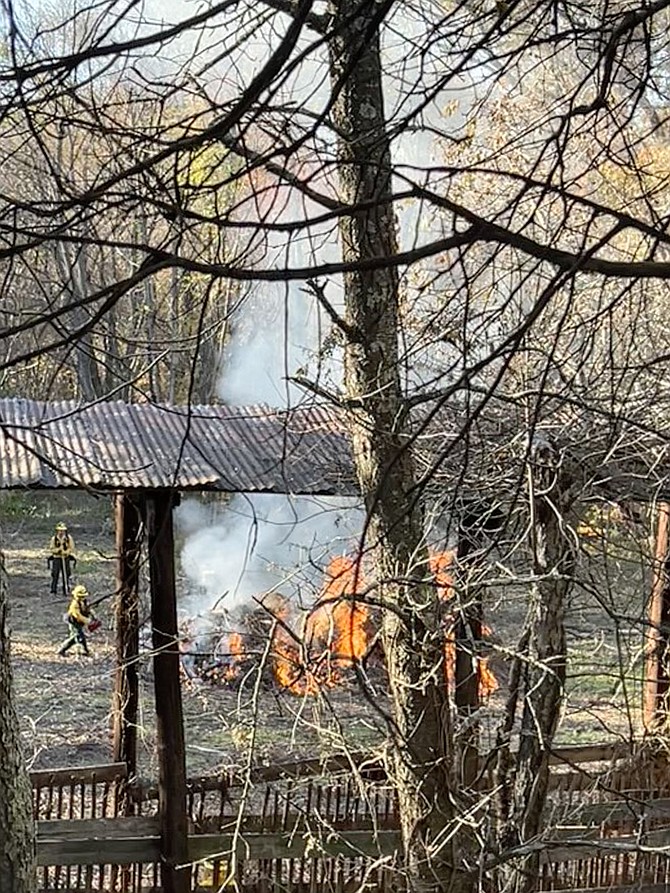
<box><xmin>645</xmin><ymin>502</ymin><xmax>670</xmax><ymax>731</ymax></box>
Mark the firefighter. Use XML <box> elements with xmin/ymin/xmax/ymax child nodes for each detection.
<box><xmin>57</xmin><ymin>585</ymin><xmax>95</xmax><ymax>657</ymax></box>
<box><xmin>48</xmin><ymin>521</ymin><xmax>77</xmax><ymax>595</ymax></box>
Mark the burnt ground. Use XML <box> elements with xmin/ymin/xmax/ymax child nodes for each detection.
<box><xmin>3</xmin><ymin>492</ymin><xmax>646</xmax><ymax>781</ymax></box>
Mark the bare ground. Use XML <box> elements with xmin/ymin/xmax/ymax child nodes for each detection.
<box><xmin>3</xmin><ymin>493</ymin><xmax>644</xmax><ymax>782</ymax></box>
<box><xmin>4</xmin><ymin>499</ymin><xmax>387</xmax><ymax>779</ymax></box>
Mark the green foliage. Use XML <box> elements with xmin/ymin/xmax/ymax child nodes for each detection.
<box><xmin>0</xmin><ymin>492</ymin><xmax>40</xmax><ymax>519</ymax></box>
<box><xmin>0</xmin><ymin>491</ymin><xmax>112</xmax><ymax>529</ymax></box>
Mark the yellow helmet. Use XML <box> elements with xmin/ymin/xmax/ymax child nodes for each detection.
<box><xmin>72</xmin><ymin>585</ymin><xmax>88</xmax><ymax>600</ymax></box>
<box><xmin>55</xmin><ymin>522</ymin><xmax>67</xmax><ymax>531</ymax></box>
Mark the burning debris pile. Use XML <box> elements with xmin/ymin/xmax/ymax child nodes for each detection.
<box><xmin>179</xmin><ymin>553</ymin><xmax>498</xmax><ymax>698</ymax></box>
<box><xmin>272</xmin><ymin>556</ymin><xmax>373</xmax><ymax>694</ymax></box>
<box><xmin>179</xmin><ymin>556</ymin><xmax>375</xmax><ymax>692</ymax></box>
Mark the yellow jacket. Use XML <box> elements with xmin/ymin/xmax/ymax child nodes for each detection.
<box><xmin>67</xmin><ymin>595</ymin><xmax>91</xmax><ymax>626</ymax></box>
<box><xmin>50</xmin><ymin>533</ymin><xmax>76</xmax><ymax>558</ymax></box>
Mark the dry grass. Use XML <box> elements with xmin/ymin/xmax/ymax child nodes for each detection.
<box><xmin>5</xmin><ymin>505</ymin><xmax>384</xmax><ymax>777</ymax></box>
<box><xmin>4</xmin><ymin>494</ymin><xmax>646</xmax><ymax>779</ymax></box>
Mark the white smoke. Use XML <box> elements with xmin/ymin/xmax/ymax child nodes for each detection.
<box><xmin>171</xmin><ymin>3</ymin><xmax>471</xmax><ymax>618</ymax></box>
<box><xmin>217</xmin><ymin>278</ymin><xmax>326</xmax><ymax>407</ymax></box>
<box><xmin>176</xmin><ymin>493</ymin><xmax>363</xmax><ymax>618</ymax></box>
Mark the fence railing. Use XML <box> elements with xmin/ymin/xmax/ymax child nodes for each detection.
<box><xmin>31</xmin><ymin>742</ymin><xmax>670</xmax><ymax>892</ymax></box>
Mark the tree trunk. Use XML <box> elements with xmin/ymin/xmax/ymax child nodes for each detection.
<box><xmin>53</xmin><ymin>240</ymin><xmax>104</xmax><ymax>401</ymax></box>
<box><xmin>495</xmin><ymin>438</ymin><xmax>575</xmax><ymax>893</ymax></box>
<box><xmin>328</xmin><ymin>2</ymin><xmax>471</xmax><ymax>890</ymax></box>
<box><xmin>454</xmin><ymin>510</ymin><xmax>485</xmax><ymax>788</ymax></box>
<box><xmin>112</xmin><ymin>493</ymin><xmax>142</xmax><ymax>812</ymax></box>
<box><xmin>644</xmin><ymin>502</ymin><xmax>670</xmax><ymax>730</ymax></box>
<box><xmin>0</xmin><ymin>553</ymin><xmax>36</xmax><ymax>893</ymax></box>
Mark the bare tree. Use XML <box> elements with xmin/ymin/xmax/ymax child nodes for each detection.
<box><xmin>0</xmin><ymin>0</ymin><xmax>670</xmax><ymax>890</ymax></box>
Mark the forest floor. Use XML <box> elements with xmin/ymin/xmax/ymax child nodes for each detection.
<box><xmin>3</xmin><ymin>492</ymin><xmax>643</xmax><ymax>782</ymax></box>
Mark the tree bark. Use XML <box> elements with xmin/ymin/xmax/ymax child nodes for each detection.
<box><xmin>112</xmin><ymin>492</ymin><xmax>142</xmax><ymax>812</ymax></box>
<box><xmin>454</xmin><ymin>510</ymin><xmax>485</xmax><ymax>788</ymax></box>
<box><xmin>644</xmin><ymin>502</ymin><xmax>670</xmax><ymax>730</ymax></box>
<box><xmin>328</xmin><ymin>2</ymin><xmax>471</xmax><ymax>890</ymax></box>
<box><xmin>0</xmin><ymin>553</ymin><xmax>36</xmax><ymax>893</ymax></box>
<box><xmin>495</xmin><ymin>438</ymin><xmax>575</xmax><ymax>893</ymax></box>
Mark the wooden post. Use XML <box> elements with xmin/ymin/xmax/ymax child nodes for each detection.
<box><xmin>454</xmin><ymin>510</ymin><xmax>482</xmax><ymax>787</ymax></box>
<box><xmin>111</xmin><ymin>493</ymin><xmax>142</xmax><ymax>804</ymax></box>
<box><xmin>454</xmin><ymin>592</ymin><xmax>481</xmax><ymax>715</ymax></box>
<box><xmin>645</xmin><ymin>502</ymin><xmax>670</xmax><ymax>731</ymax></box>
<box><xmin>146</xmin><ymin>490</ymin><xmax>190</xmax><ymax>893</ymax></box>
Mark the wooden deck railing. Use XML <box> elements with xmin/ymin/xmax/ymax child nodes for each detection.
<box><xmin>31</xmin><ymin>742</ymin><xmax>670</xmax><ymax>892</ymax></box>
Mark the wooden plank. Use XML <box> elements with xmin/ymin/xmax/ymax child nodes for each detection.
<box><xmin>545</xmin><ymin>770</ymin><xmax>641</xmax><ymax>793</ymax></box>
<box><xmin>37</xmin><ymin>836</ymin><xmax>160</xmax><ymax>867</ymax></box>
<box><xmin>38</xmin><ymin>889</ymin><xmax>162</xmax><ymax>893</ymax></box>
<box><xmin>247</xmin><ymin>742</ymin><xmax>629</xmax><ymax>779</ymax></box>
<box><xmin>130</xmin><ymin>740</ymin><xmax>635</xmax><ymax>810</ymax></box>
<box><xmin>550</xmin><ymin>825</ymin><xmax>600</xmax><ymax>841</ymax></box>
<box><xmin>542</xmin><ymin>885</ymin><xmax>670</xmax><ymax>893</ymax></box>
<box><xmin>189</xmin><ymin>815</ymin><xmax>399</xmax><ymax>835</ymax></box>
<box><xmin>548</xmin><ymin>743</ymin><xmax>630</xmax><ymax>766</ymax></box>
<box><xmin>557</xmin><ymin>796</ymin><xmax>670</xmax><ymax>826</ymax></box>
<box><xmin>38</xmin><ymin>817</ymin><xmax>159</xmax><ymax>840</ymax></box>
<box><xmin>146</xmin><ymin>490</ymin><xmax>190</xmax><ymax>893</ymax></box>
<box><xmin>249</xmin><ymin>753</ymin><xmax>384</xmax><ymax>783</ymax></box>
<box><xmin>131</xmin><ymin>742</ymin><xmax>632</xmax><ymax>808</ymax></box>
<box><xmin>36</xmin><ymin>827</ymin><xmax>401</xmax><ymax>867</ymax></box>
<box><xmin>132</xmin><ymin>756</ymin><xmax>385</xmax><ymax>802</ymax></box>
<box><xmin>541</xmin><ymin>826</ymin><xmax>670</xmax><ymax>865</ymax></box>
<box><xmin>30</xmin><ymin>763</ymin><xmax>127</xmax><ymax>788</ymax></box>
<box><xmin>38</xmin><ymin>889</ymin><xmax>163</xmax><ymax>893</ymax></box>
<box><xmin>187</xmin><ymin>829</ymin><xmax>402</xmax><ymax>861</ymax></box>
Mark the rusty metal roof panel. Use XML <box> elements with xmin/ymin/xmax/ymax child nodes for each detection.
<box><xmin>90</xmin><ymin>401</ymin><xmax>155</xmax><ymax>489</ymax></box>
<box><xmin>33</xmin><ymin>402</ymin><xmax>102</xmax><ymax>488</ymax></box>
<box><xmin>159</xmin><ymin>403</ymin><xmax>353</xmax><ymax>494</ymax></box>
<box><xmin>0</xmin><ymin>398</ymin><xmax>356</xmax><ymax>495</ymax></box>
<box><xmin>126</xmin><ymin>403</ymin><xmax>223</xmax><ymax>489</ymax></box>
<box><xmin>0</xmin><ymin>398</ymin><xmax>43</xmax><ymax>487</ymax></box>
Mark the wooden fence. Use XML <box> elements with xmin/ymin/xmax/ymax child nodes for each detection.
<box><xmin>31</xmin><ymin>742</ymin><xmax>670</xmax><ymax>892</ymax></box>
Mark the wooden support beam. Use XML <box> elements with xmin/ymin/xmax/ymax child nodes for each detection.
<box><xmin>36</xmin><ymin>817</ymin><xmax>401</xmax><ymax>866</ymax></box>
<box><xmin>146</xmin><ymin>490</ymin><xmax>190</xmax><ymax>893</ymax></box>
<box><xmin>111</xmin><ymin>493</ymin><xmax>142</xmax><ymax>800</ymax></box>
<box><xmin>645</xmin><ymin>502</ymin><xmax>670</xmax><ymax>731</ymax></box>
<box><xmin>454</xmin><ymin>507</ymin><xmax>484</xmax><ymax>787</ymax></box>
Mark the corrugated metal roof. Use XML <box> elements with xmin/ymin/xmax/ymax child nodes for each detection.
<box><xmin>0</xmin><ymin>399</ymin><xmax>358</xmax><ymax>495</ymax></box>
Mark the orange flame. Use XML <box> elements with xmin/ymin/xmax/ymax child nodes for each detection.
<box><xmin>217</xmin><ymin>631</ymin><xmax>247</xmax><ymax>682</ymax></box>
<box><xmin>271</xmin><ymin>627</ymin><xmax>321</xmax><ymax>695</ymax></box>
<box><xmin>229</xmin><ymin>631</ymin><xmax>244</xmax><ymax>657</ymax></box>
<box><xmin>268</xmin><ymin>551</ymin><xmax>497</xmax><ymax>698</ymax></box>
<box><xmin>226</xmin><ymin>632</ymin><xmax>245</xmax><ymax>675</ymax></box>
<box><xmin>311</xmin><ymin>556</ymin><xmax>369</xmax><ymax>663</ymax></box>
<box><xmin>271</xmin><ymin>556</ymin><xmax>370</xmax><ymax>694</ymax></box>
<box><xmin>430</xmin><ymin>551</ymin><xmax>498</xmax><ymax>698</ymax></box>
<box><xmin>430</xmin><ymin>550</ymin><xmax>457</xmax><ymax>599</ymax></box>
